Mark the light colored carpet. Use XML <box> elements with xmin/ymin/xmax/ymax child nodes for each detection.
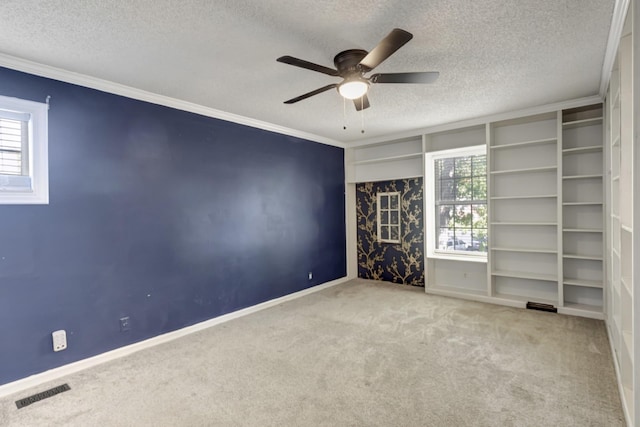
<box><xmin>0</xmin><ymin>279</ymin><xmax>624</xmax><ymax>426</ymax></box>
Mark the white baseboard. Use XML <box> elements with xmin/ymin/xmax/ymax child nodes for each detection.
<box><xmin>604</xmin><ymin>318</ymin><xmax>633</xmax><ymax>427</ymax></box>
<box><xmin>0</xmin><ymin>277</ymin><xmax>350</xmax><ymax>399</ymax></box>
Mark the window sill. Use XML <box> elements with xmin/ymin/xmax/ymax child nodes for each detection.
<box><xmin>428</xmin><ymin>252</ymin><xmax>488</xmax><ymax>263</ymax></box>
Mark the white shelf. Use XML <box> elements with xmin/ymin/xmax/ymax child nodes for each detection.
<box><xmin>563</xmin><ymin>278</ymin><xmax>603</xmax><ymax>288</ymax></box>
<box><xmin>562</xmin><ymin>253</ymin><xmax>603</xmax><ymax>261</ymax></box>
<box><xmin>490</xmin><ymin>137</ymin><xmax>556</xmax><ymax>150</ymax></box>
<box><xmin>493</xmin><ymin>222</ymin><xmax>557</xmax><ymax>226</ymax></box>
<box><xmin>562</xmin><ymin>228</ymin><xmax>603</xmax><ymax>233</ymax></box>
<box><xmin>562</xmin><ymin>117</ymin><xmax>603</xmax><ymax>129</ymax></box>
<box><xmin>491</xmin><ymin>166</ymin><xmax>556</xmax><ymax>175</ymax></box>
<box><xmin>559</xmin><ymin>302</ymin><xmax>604</xmax><ymax>317</ymax></box>
<box><xmin>353</xmin><ymin>152</ymin><xmax>422</xmax><ymax>165</ymax></box>
<box><xmin>492</xmin><ymin>247</ymin><xmax>557</xmax><ymax>254</ymax></box>
<box><xmin>562</xmin><ymin>174</ymin><xmax>603</xmax><ymax>180</ymax></box>
<box><xmin>562</xmin><ymin>145</ymin><xmax>603</xmax><ymax>155</ymax></box>
<box><xmin>491</xmin><ymin>195</ymin><xmax>556</xmax><ymax>200</ymax></box>
<box><xmin>492</xmin><ymin>270</ymin><xmax>557</xmax><ymax>282</ymax></box>
<box><xmin>562</xmin><ymin>201</ymin><xmax>603</xmax><ymax>206</ymax></box>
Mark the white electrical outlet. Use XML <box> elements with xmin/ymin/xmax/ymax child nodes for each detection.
<box><xmin>308</xmin><ymin>272</ymin><xmax>313</xmax><ymax>280</ymax></box>
<box><xmin>52</xmin><ymin>330</ymin><xmax>67</xmax><ymax>352</ymax></box>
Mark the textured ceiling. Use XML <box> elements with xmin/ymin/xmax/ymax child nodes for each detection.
<box><xmin>0</xmin><ymin>0</ymin><xmax>615</xmax><ymax>143</ymax></box>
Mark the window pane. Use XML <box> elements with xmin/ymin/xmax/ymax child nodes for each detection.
<box><xmin>472</xmin><ymin>155</ymin><xmax>486</xmax><ymax>177</ymax></box>
<box><xmin>380</xmin><ymin>195</ymin><xmax>388</xmax><ymax>209</ymax></box>
<box><xmin>381</xmin><ymin>210</ymin><xmax>389</xmax><ymax>225</ymax></box>
<box><xmin>455</xmin><ymin>178</ymin><xmax>473</xmax><ymax>201</ymax></box>
<box><xmin>437</xmin><ymin>227</ymin><xmax>451</xmax><ymax>250</ymax></box>
<box><xmin>472</xmin><ymin>204</ymin><xmax>487</xmax><ymax>229</ymax></box>
<box><xmin>454</xmin><ymin>156</ymin><xmax>472</xmax><ymax>178</ymax></box>
<box><xmin>472</xmin><ymin>230</ymin><xmax>488</xmax><ymax>252</ymax></box>
<box><xmin>381</xmin><ymin>226</ymin><xmax>389</xmax><ymax>240</ymax></box>
<box><xmin>390</xmin><ymin>210</ymin><xmax>399</xmax><ymax>225</ymax></box>
<box><xmin>453</xmin><ymin>204</ymin><xmax>472</xmax><ymax>228</ymax></box>
<box><xmin>439</xmin><ymin>179</ymin><xmax>454</xmax><ymax>201</ymax></box>
<box><xmin>472</xmin><ymin>177</ymin><xmax>487</xmax><ymax>200</ymax></box>
<box><xmin>437</xmin><ymin>158</ymin><xmax>454</xmax><ymax>180</ymax></box>
<box><xmin>390</xmin><ymin>225</ymin><xmax>399</xmax><ymax>241</ymax></box>
<box><xmin>438</xmin><ymin>205</ymin><xmax>454</xmax><ymax>228</ymax></box>
<box><xmin>390</xmin><ymin>194</ymin><xmax>398</xmax><ymax>209</ymax></box>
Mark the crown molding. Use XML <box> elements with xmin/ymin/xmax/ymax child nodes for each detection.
<box><xmin>599</xmin><ymin>0</ymin><xmax>630</xmax><ymax>97</ymax></box>
<box><xmin>0</xmin><ymin>53</ymin><xmax>345</xmax><ymax>149</ymax></box>
<box><xmin>349</xmin><ymin>95</ymin><xmax>603</xmax><ymax>147</ymax></box>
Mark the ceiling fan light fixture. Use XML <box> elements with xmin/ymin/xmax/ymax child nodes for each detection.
<box><xmin>338</xmin><ymin>79</ymin><xmax>369</xmax><ymax>99</ymax></box>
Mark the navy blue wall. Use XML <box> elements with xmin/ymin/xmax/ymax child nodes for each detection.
<box><xmin>0</xmin><ymin>67</ymin><xmax>346</xmax><ymax>385</ymax></box>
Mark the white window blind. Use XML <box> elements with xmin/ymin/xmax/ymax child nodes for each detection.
<box><xmin>0</xmin><ymin>110</ymin><xmax>29</xmax><ymax>176</ymax></box>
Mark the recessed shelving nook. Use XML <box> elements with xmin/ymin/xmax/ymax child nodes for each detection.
<box><xmin>488</xmin><ymin>112</ymin><xmax>561</xmax><ymax>307</ymax></box>
<box><xmin>561</xmin><ymin>104</ymin><xmax>604</xmax><ymax>315</ymax></box>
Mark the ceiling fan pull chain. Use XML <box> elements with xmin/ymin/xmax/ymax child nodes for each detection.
<box><xmin>360</xmin><ymin>98</ymin><xmax>365</xmax><ymax>133</ymax></box>
<box><xmin>343</xmin><ymin>97</ymin><xmax>347</xmax><ymax>130</ymax></box>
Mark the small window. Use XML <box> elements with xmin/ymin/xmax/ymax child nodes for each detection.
<box><xmin>0</xmin><ymin>95</ymin><xmax>48</xmax><ymax>204</ymax></box>
<box><xmin>377</xmin><ymin>192</ymin><xmax>401</xmax><ymax>243</ymax></box>
<box><xmin>426</xmin><ymin>145</ymin><xmax>487</xmax><ymax>261</ymax></box>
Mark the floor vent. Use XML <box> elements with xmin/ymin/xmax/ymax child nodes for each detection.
<box><xmin>526</xmin><ymin>302</ymin><xmax>557</xmax><ymax>313</ymax></box>
<box><xmin>15</xmin><ymin>383</ymin><xmax>71</xmax><ymax>409</ymax></box>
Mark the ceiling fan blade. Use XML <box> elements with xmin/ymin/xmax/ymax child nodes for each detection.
<box><xmin>353</xmin><ymin>94</ymin><xmax>370</xmax><ymax>111</ymax></box>
<box><xmin>283</xmin><ymin>84</ymin><xmax>338</xmax><ymax>104</ymax></box>
<box><xmin>277</xmin><ymin>56</ymin><xmax>339</xmax><ymax>76</ymax></box>
<box><xmin>358</xmin><ymin>28</ymin><xmax>413</xmax><ymax>71</ymax></box>
<box><xmin>370</xmin><ymin>71</ymin><xmax>440</xmax><ymax>84</ymax></box>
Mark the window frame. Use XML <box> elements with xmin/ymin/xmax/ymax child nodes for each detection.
<box><xmin>376</xmin><ymin>191</ymin><xmax>401</xmax><ymax>244</ymax></box>
<box><xmin>425</xmin><ymin>145</ymin><xmax>487</xmax><ymax>262</ymax></box>
<box><xmin>0</xmin><ymin>95</ymin><xmax>49</xmax><ymax>204</ymax></box>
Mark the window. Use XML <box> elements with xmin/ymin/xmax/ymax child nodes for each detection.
<box><xmin>0</xmin><ymin>95</ymin><xmax>48</xmax><ymax>204</ymax></box>
<box><xmin>426</xmin><ymin>145</ymin><xmax>487</xmax><ymax>261</ymax></box>
<box><xmin>377</xmin><ymin>192</ymin><xmax>400</xmax><ymax>243</ymax></box>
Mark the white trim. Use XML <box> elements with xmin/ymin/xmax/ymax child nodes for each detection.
<box><xmin>600</xmin><ymin>0</ymin><xmax>631</xmax><ymax>98</ymax></box>
<box><xmin>0</xmin><ymin>276</ymin><xmax>350</xmax><ymax>399</ymax></box>
<box><xmin>350</xmin><ymin>96</ymin><xmax>602</xmax><ymax>148</ymax></box>
<box><xmin>425</xmin><ymin>145</ymin><xmax>488</xmax><ymax>260</ymax></box>
<box><xmin>0</xmin><ymin>95</ymin><xmax>48</xmax><ymax>204</ymax></box>
<box><xmin>429</xmin><ymin>253</ymin><xmax>488</xmax><ymax>263</ymax></box>
<box><xmin>0</xmin><ymin>53</ymin><xmax>344</xmax><ymax>149</ymax></box>
<box><xmin>605</xmin><ymin>319</ymin><xmax>634</xmax><ymax>427</ymax></box>
<box><xmin>425</xmin><ymin>286</ymin><xmax>524</xmax><ymax>309</ymax></box>
<box><xmin>376</xmin><ymin>191</ymin><xmax>401</xmax><ymax>244</ymax></box>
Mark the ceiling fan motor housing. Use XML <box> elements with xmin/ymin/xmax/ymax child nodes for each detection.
<box><xmin>333</xmin><ymin>49</ymin><xmax>368</xmax><ymax>76</ymax></box>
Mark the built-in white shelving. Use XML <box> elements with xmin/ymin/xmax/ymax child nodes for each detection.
<box><xmin>353</xmin><ymin>152</ymin><xmax>422</xmax><ymax>165</ymax></box>
<box><xmin>605</xmin><ymin>10</ymin><xmax>635</xmax><ymax>424</ymax></box>
<box><xmin>348</xmin><ymin>136</ymin><xmax>423</xmax><ymax>183</ymax></box>
<box><xmin>490</xmin><ymin>166</ymin><xmax>557</xmax><ymax>175</ymax></box>
<box><xmin>561</xmin><ymin>104</ymin><xmax>604</xmax><ymax>319</ymax></box>
<box><xmin>488</xmin><ymin>112</ymin><xmax>560</xmax><ymax>305</ymax></box>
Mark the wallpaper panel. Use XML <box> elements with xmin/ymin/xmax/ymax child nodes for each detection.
<box><xmin>356</xmin><ymin>178</ymin><xmax>424</xmax><ymax>286</ymax></box>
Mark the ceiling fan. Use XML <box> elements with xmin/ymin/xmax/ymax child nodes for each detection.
<box><xmin>277</xmin><ymin>28</ymin><xmax>439</xmax><ymax>111</ymax></box>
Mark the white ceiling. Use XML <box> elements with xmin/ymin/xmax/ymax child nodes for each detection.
<box><xmin>0</xmin><ymin>0</ymin><xmax>616</xmax><ymax>144</ymax></box>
